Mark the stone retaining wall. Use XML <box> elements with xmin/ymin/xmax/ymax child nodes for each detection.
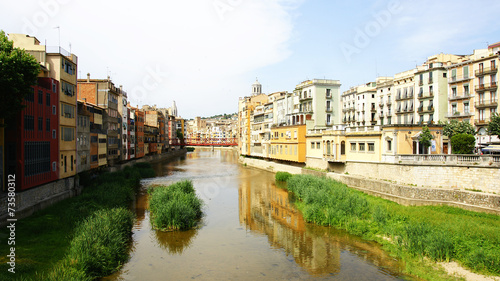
<box><xmin>240</xmin><ymin>157</ymin><xmax>500</xmax><ymax>215</ymax></box>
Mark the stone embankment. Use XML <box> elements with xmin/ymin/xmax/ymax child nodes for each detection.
<box><xmin>240</xmin><ymin>156</ymin><xmax>500</xmax><ymax>215</ymax></box>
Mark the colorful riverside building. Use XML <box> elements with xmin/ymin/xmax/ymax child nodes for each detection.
<box><xmin>77</xmin><ymin>74</ymin><xmax>122</xmax><ymax>166</ymax></box>
<box><xmin>4</xmin><ymin>77</ymin><xmax>60</xmax><ymax>191</ymax></box>
<box><xmin>10</xmin><ymin>34</ymin><xmax>80</xmax><ymax>180</ymax></box>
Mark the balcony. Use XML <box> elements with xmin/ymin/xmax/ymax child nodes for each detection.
<box><xmin>475</xmin><ymin>99</ymin><xmax>498</xmax><ymax>108</ymax></box>
<box><xmin>379</xmin><ymin>102</ymin><xmax>384</xmax><ymax>107</ymax></box>
<box><xmin>448</xmin><ymin>75</ymin><xmax>471</xmax><ymax>83</ymax></box>
<box><xmin>386</xmin><ymin>100</ymin><xmax>392</xmax><ymax>106</ymax></box>
<box><xmin>386</xmin><ymin>111</ymin><xmax>392</xmax><ymax>116</ymax></box>
<box><xmin>326</xmin><ymin>107</ymin><xmax>333</xmax><ymax>112</ymax></box>
<box><xmin>475</xmin><ymin>118</ymin><xmax>491</xmax><ymax>125</ymax></box>
<box><xmin>418</xmin><ymin>91</ymin><xmax>434</xmax><ymax>99</ymax></box>
<box><xmin>475</xmin><ymin>82</ymin><xmax>497</xmax><ymax>92</ymax></box>
<box><xmin>475</xmin><ymin>66</ymin><xmax>497</xmax><ymax>77</ymax></box>
<box><xmin>428</xmin><ymin>78</ymin><xmax>433</xmax><ymax>84</ymax></box>
<box><xmin>419</xmin><ymin>80</ymin><xmax>424</xmax><ymax>86</ymax></box>
<box><xmin>449</xmin><ymin>93</ymin><xmax>471</xmax><ymax>101</ymax></box>
<box><xmin>447</xmin><ymin>111</ymin><xmax>473</xmax><ymax>118</ymax></box>
<box><xmin>299</xmin><ymin>95</ymin><xmax>313</xmax><ymax>101</ymax></box>
<box><xmin>370</xmin><ymin>106</ymin><xmax>377</xmax><ymax>112</ymax></box>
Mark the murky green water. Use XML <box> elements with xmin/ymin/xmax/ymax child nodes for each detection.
<box><xmin>104</xmin><ymin>148</ymin><xmax>410</xmax><ymax>280</ymax></box>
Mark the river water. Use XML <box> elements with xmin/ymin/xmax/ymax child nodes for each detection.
<box><xmin>104</xmin><ymin>148</ymin><xmax>411</xmax><ymax>280</ymax></box>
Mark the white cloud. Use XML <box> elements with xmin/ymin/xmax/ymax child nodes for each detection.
<box><xmin>1</xmin><ymin>0</ymin><xmax>302</xmax><ymax>118</ymax></box>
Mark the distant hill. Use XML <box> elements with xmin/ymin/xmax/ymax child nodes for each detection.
<box><xmin>201</xmin><ymin>113</ymin><xmax>237</xmax><ymax>120</ymax></box>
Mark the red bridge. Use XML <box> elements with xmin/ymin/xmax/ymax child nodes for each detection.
<box><xmin>170</xmin><ymin>138</ymin><xmax>238</xmax><ymax>146</ymax></box>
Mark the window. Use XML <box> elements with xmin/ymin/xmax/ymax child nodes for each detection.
<box><xmin>52</xmin><ymin>129</ymin><xmax>56</xmax><ymax>139</ymax></box>
<box><xmin>24</xmin><ymin>115</ymin><xmax>34</xmax><ymax>131</ymax></box>
<box><xmin>46</xmin><ymin>93</ymin><xmax>51</xmax><ymax>106</ymax></box>
<box><xmin>24</xmin><ymin>142</ymin><xmax>51</xmax><ymax>177</ymax></box>
<box><xmin>316</xmin><ymin>142</ymin><xmax>320</xmax><ymax>149</ymax></box>
<box><xmin>464</xmin><ymin>84</ymin><xmax>469</xmax><ymax>96</ymax></box>
<box><xmin>62</xmin><ymin>59</ymin><xmax>76</xmax><ymax>75</ymax></box>
<box><xmin>61</xmin><ymin>103</ymin><xmax>75</xmax><ymax>119</ymax></box>
<box><xmin>452</xmin><ymin>87</ymin><xmax>457</xmax><ymax>97</ymax></box>
<box><xmin>61</xmin><ymin>127</ymin><xmax>74</xmax><ymax>142</ymax></box>
<box><xmin>38</xmin><ymin>117</ymin><xmax>43</xmax><ymax>131</ymax></box>
<box><xmin>443</xmin><ymin>73</ymin><xmax>447</xmax><ymax>78</ymax></box>
<box><xmin>368</xmin><ymin>143</ymin><xmax>375</xmax><ymax>152</ymax></box>
<box><xmin>350</xmin><ymin>143</ymin><xmax>356</xmax><ymax>151</ymax></box>
<box><xmin>38</xmin><ymin>90</ymin><xmax>43</xmax><ymax>104</ymax></box>
<box><xmin>61</xmin><ymin>81</ymin><xmax>76</xmax><ymax>97</ymax></box>
<box><xmin>387</xmin><ymin>140</ymin><xmax>392</xmax><ymax>151</ymax></box>
<box><xmin>341</xmin><ymin>141</ymin><xmax>345</xmax><ymax>155</ymax></box>
<box><xmin>359</xmin><ymin>143</ymin><xmax>365</xmax><ymax>151</ymax></box>
<box><xmin>463</xmin><ymin>66</ymin><xmax>469</xmax><ymax>79</ymax></box>
<box><xmin>311</xmin><ymin>142</ymin><xmax>315</xmax><ymax>149</ymax></box>
<box><xmin>464</xmin><ymin>102</ymin><xmax>470</xmax><ymax>114</ymax></box>
<box><xmin>52</xmin><ymin>105</ymin><xmax>56</xmax><ymax>115</ymax></box>
<box><xmin>46</xmin><ymin>118</ymin><xmax>50</xmax><ymax>131</ymax></box>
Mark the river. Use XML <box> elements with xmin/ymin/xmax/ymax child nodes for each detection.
<box><xmin>104</xmin><ymin>148</ymin><xmax>411</xmax><ymax>280</ymax></box>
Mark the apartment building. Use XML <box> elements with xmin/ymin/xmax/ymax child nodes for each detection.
<box><xmin>446</xmin><ymin>55</ymin><xmax>475</xmax><ymax>123</ymax></box>
<box><xmin>292</xmin><ymin>79</ymin><xmax>341</xmax><ymax>129</ymax></box>
<box><xmin>77</xmin><ymin>101</ymin><xmax>91</xmax><ymax>173</ymax></box>
<box><xmin>375</xmin><ymin>77</ymin><xmax>394</xmax><ymax>126</ymax></box>
<box><xmin>472</xmin><ymin>44</ymin><xmax>499</xmax><ymax>135</ymax></box>
<box><xmin>238</xmin><ymin>80</ymin><xmax>268</xmax><ymax>156</ymax></box>
<box><xmin>78</xmin><ymin>74</ymin><xmax>122</xmax><ymax>166</ymax></box>
<box><xmin>10</xmin><ymin>33</ymin><xmax>79</xmax><ymax>179</ymax></box>
<box><xmin>394</xmin><ymin>69</ymin><xmax>417</xmax><ymax>125</ymax></box>
<box><xmin>4</xmin><ymin>77</ymin><xmax>60</xmax><ymax>190</ymax></box>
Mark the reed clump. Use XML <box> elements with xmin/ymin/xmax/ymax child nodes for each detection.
<box><xmin>149</xmin><ymin>180</ymin><xmax>203</xmax><ymax>231</ymax></box>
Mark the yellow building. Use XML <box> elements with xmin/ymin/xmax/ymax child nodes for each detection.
<box><xmin>269</xmin><ymin>125</ymin><xmax>306</xmax><ymax>163</ymax></box>
<box><xmin>10</xmin><ymin>34</ymin><xmax>78</xmax><ymax>179</ymax></box>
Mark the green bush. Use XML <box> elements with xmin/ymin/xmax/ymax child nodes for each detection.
<box><xmin>275</xmin><ymin>171</ymin><xmax>292</xmax><ymax>182</ymax></box>
<box><xmin>149</xmin><ymin>180</ymin><xmax>203</xmax><ymax>231</ymax></box>
<box><xmin>451</xmin><ymin>133</ymin><xmax>476</xmax><ymax>154</ymax></box>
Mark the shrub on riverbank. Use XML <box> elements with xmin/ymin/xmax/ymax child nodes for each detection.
<box><xmin>0</xmin><ymin>163</ymin><xmax>155</xmax><ymax>280</ymax></box>
<box><xmin>275</xmin><ymin>171</ymin><xmax>292</xmax><ymax>182</ymax></box>
<box><xmin>149</xmin><ymin>180</ymin><xmax>203</xmax><ymax>231</ymax></box>
<box><xmin>279</xmin><ymin>174</ymin><xmax>500</xmax><ymax>276</ymax></box>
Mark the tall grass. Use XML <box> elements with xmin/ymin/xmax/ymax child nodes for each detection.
<box><xmin>275</xmin><ymin>171</ymin><xmax>292</xmax><ymax>182</ymax></box>
<box><xmin>279</xmin><ymin>174</ymin><xmax>500</xmax><ymax>276</ymax></box>
<box><xmin>0</xmin><ymin>162</ymin><xmax>156</xmax><ymax>280</ymax></box>
<box><xmin>149</xmin><ymin>180</ymin><xmax>203</xmax><ymax>231</ymax></box>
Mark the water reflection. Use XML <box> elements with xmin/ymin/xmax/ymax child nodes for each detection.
<box><xmin>239</xmin><ymin>166</ymin><xmax>406</xmax><ymax>279</ymax></box>
<box><xmin>153</xmin><ymin>229</ymin><xmax>198</xmax><ymax>255</ymax></box>
<box><xmin>105</xmin><ymin>148</ymin><xmax>409</xmax><ymax>281</ymax></box>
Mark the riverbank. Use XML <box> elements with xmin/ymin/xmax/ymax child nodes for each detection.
<box><xmin>276</xmin><ymin>173</ymin><xmax>500</xmax><ymax>280</ymax></box>
<box><xmin>240</xmin><ymin>156</ymin><xmax>500</xmax><ymax>215</ymax></box>
<box><xmin>0</xmin><ymin>163</ymin><xmax>156</xmax><ymax>280</ymax></box>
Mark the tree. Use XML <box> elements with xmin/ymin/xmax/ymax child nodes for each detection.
<box><xmin>488</xmin><ymin>113</ymin><xmax>500</xmax><ymax>139</ymax></box>
<box><xmin>451</xmin><ymin>133</ymin><xmax>476</xmax><ymax>154</ymax></box>
<box><xmin>443</xmin><ymin>120</ymin><xmax>475</xmax><ymax>138</ymax></box>
<box><xmin>419</xmin><ymin>126</ymin><xmax>433</xmax><ymax>153</ymax></box>
<box><xmin>0</xmin><ymin>30</ymin><xmax>40</xmax><ymax>125</ymax></box>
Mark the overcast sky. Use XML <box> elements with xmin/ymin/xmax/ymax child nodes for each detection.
<box><xmin>2</xmin><ymin>0</ymin><xmax>500</xmax><ymax>119</ymax></box>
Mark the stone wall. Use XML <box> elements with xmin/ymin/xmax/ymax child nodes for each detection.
<box><xmin>344</xmin><ymin>161</ymin><xmax>500</xmax><ymax>194</ymax></box>
<box><xmin>0</xmin><ymin>177</ymin><xmax>79</xmax><ymax>226</ymax></box>
<box><xmin>241</xmin><ymin>156</ymin><xmax>500</xmax><ymax>215</ymax></box>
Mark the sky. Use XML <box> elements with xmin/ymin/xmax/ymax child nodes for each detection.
<box><xmin>1</xmin><ymin>0</ymin><xmax>500</xmax><ymax>119</ymax></box>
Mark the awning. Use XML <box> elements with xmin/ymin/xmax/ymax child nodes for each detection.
<box><xmin>482</xmin><ymin>145</ymin><xmax>500</xmax><ymax>153</ymax></box>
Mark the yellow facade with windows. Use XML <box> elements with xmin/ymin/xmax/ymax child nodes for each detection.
<box><xmin>269</xmin><ymin>125</ymin><xmax>306</xmax><ymax>163</ymax></box>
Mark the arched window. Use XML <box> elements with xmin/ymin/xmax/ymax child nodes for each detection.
<box><xmin>341</xmin><ymin>141</ymin><xmax>346</xmax><ymax>155</ymax></box>
<box><xmin>326</xmin><ymin>141</ymin><xmax>331</xmax><ymax>155</ymax></box>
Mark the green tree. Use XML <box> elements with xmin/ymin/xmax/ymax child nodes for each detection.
<box><xmin>0</xmin><ymin>30</ymin><xmax>40</xmax><ymax>125</ymax></box>
<box><xmin>442</xmin><ymin>120</ymin><xmax>475</xmax><ymax>138</ymax></box>
<box><xmin>488</xmin><ymin>113</ymin><xmax>500</xmax><ymax>139</ymax></box>
<box><xmin>451</xmin><ymin>133</ymin><xmax>476</xmax><ymax>154</ymax></box>
<box><xmin>419</xmin><ymin>126</ymin><xmax>433</xmax><ymax>153</ymax></box>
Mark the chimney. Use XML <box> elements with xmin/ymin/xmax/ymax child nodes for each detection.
<box><xmin>87</xmin><ymin>73</ymin><xmax>90</xmax><ymax>82</ymax></box>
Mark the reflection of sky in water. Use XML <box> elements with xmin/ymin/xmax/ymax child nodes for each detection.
<box><xmin>105</xmin><ymin>148</ymin><xmax>410</xmax><ymax>281</ymax></box>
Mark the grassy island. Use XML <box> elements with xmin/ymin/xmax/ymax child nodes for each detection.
<box><xmin>148</xmin><ymin>180</ymin><xmax>203</xmax><ymax>231</ymax></box>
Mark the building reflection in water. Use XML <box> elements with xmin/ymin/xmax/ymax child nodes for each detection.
<box><xmin>239</xmin><ymin>171</ymin><xmax>341</xmax><ymax>276</ymax></box>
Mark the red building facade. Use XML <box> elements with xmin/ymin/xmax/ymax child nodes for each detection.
<box><xmin>5</xmin><ymin>77</ymin><xmax>60</xmax><ymax>191</ymax></box>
